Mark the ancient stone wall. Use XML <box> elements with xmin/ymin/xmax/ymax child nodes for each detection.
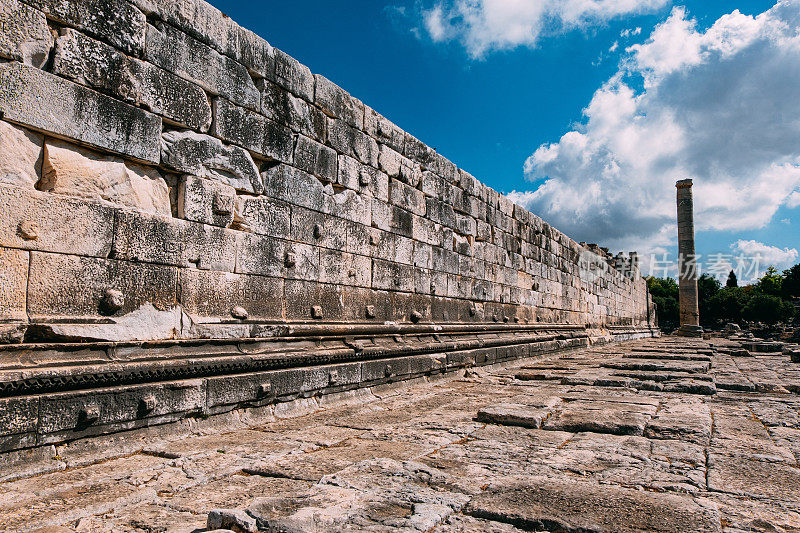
<box><xmin>0</xmin><ymin>0</ymin><xmax>657</xmax><ymax>459</ymax></box>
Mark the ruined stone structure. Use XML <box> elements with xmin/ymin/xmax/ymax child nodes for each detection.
<box><xmin>0</xmin><ymin>0</ymin><xmax>656</xmax><ymax>461</ymax></box>
<box><xmin>676</xmin><ymin>179</ymin><xmax>703</xmax><ymax>337</ymax></box>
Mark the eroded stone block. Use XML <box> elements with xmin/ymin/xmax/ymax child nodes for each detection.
<box><xmin>179</xmin><ymin>269</ymin><xmax>283</xmax><ymax>322</ymax></box>
<box><xmin>259</xmin><ymin>79</ymin><xmax>325</xmax><ymax>141</ymax></box>
<box><xmin>0</xmin><ymin>0</ymin><xmax>52</xmax><ymax>67</ymax></box>
<box><xmin>319</xmin><ymin>249</ymin><xmax>371</xmax><ymax>288</ymax></box>
<box><xmin>294</xmin><ymin>135</ymin><xmax>337</xmax><ymax>182</ymax></box>
<box><xmin>262</xmin><ymin>164</ymin><xmax>324</xmax><ymax>211</ymax></box>
<box><xmin>22</xmin><ymin>0</ymin><xmax>145</xmax><ymax>55</ymax></box>
<box><xmin>212</xmin><ymin>98</ymin><xmax>293</xmax><ymax>163</ymax></box>
<box><xmin>364</xmin><ymin>107</ymin><xmax>405</xmax><ymax>153</ymax></box>
<box><xmin>161</xmin><ymin>130</ymin><xmax>262</xmax><ymax>194</ymax></box>
<box><xmin>145</xmin><ymin>22</ymin><xmax>259</xmax><ymax>111</ymax></box>
<box><xmin>178</xmin><ymin>175</ymin><xmax>235</xmax><ymax>228</ymax></box>
<box><xmin>236</xmin><ymin>196</ymin><xmax>291</xmax><ymax>238</ymax></box>
<box><xmin>314</xmin><ymin>74</ymin><xmax>364</xmax><ymax>128</ymax></box>
<box><xmin>0</xmin><ymin>120</ymin><xmax>42</xmax><ymax>188</ymax></box>
<box><xmin>41</xmin><ymin>139</ymin><xmax>170</xmax><ymax>216</ymax></box>
<box><xmin>0</xmin><ymin>183</ymin><xmax>115</xmax><ymax>257</ymax></box>
<box><xmin>53</xmin><ymin>29</ymin><xmax>212</xmax><ymax>131</ymax></box>
<box><xmin>389</xmin><ymin>179</ymin><xmax>425</xmax><ymax>217</ymax></box>
<box><xmin>324</xmin><ymin>189</ymin><xmax>371</xmax><ymax>226</ymax></box>
<box><xmin>0</xmin><ymin>248</ymin><xmax>28</xmax><ymax>322</ymax></box>
<box><xmin>273</xmin><ymin>48</ymin><xmax>314</xmax><ymax>101</ymax></box>
<box><xmin>338</xmin><ymin>155</ymin><xmax>389</xmax><ymax>201</ymax></box>
<box><xmin>0</xmin><ymin>62</ymin><xmax>162</xmax><ymax>164</ymax></box>
<box><xmin>27</xmin><ymin>252</ymin><xmax>178</xmax><ymax>320</ymax></box>
<box><xmin>327</xmin><ymin>119</ymin><xmax>378</xmax><ymax>167</ymax></box>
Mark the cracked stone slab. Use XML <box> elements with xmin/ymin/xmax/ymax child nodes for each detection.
<box><xmin>543</xmin><ymin>400</ymin><xmax>657</xmax><ymax>436</ymax></box>
<box><xmin>476</xmin><ymin>404</ymin><xmax>554</xmax><ymax>429</ymax></box>
<box><xmin>464</xmin><ymin>477</ymin><xmax>722</xmax><ymax>532</ymax></box>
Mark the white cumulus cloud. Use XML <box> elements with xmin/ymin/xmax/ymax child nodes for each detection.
<box><xmin>420</xmin><ymin>0</ymin><xmax>670</xmax><ymax>57</ymax></box>
<box><xmin>510</xmin><ymin>2</ymin><xmax>800</xmax><ymax>254</ymax></box>
<box><xmin>730</xmin><ymin>240</ymin><xmax>799</xmax><ymax>273</ymax></box>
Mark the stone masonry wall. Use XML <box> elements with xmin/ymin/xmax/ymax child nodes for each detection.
<box><xmin>0</xmin><ymin>0</ymin><xmax>656</xmax><ymax>459</ymax></box>
<box><xmin>0</xmin><ymin>0</ymin><xmax>653</xmax><ymax>342</ymax></box>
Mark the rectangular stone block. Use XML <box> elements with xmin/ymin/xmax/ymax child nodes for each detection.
<box><xmin>290</xmin><ymin>207</ymin><xmax>347</xmax><ymax>251</ymax></box>
<box><xmin>273</xmin><ymin>48</ymin><xmax>314</xmax><ymax>101</ymax></box>
<box><xmin>179</xmin><ymin>269</ymin><xmax>283</xmax><ymax>321</ymax></box>
<box><xmin>314</xmin><ymin>74</ymin><xmax>364</xmax><ymax>129</ymax></box>
<box><xmin>379</xmin><ymin>145</ymin><xmax>421</xmax><ymax>187</ymax></box>
<box><xmin>145</xmin><ymin>22</ymin><xmax>259</xmax><ymax>111</ymax></box>
<box><xmin>319</xmin><ymin>249</ymin><xmax>371</xmax><ymax>288</ymax></box>
<box><xmin>0</xmin><ymin>247</ymin><xmax>28</xmax><ymax>322</ymax></box>
<box><xmin>212</xmin><ymin>98</ymin><xmax>293</xmax><ymax>163</ymax></box>
<box><xmin>284</xmin><ymin>280</ymin><xmax>344</xmax><ymax>321</ymax></box>
<box><xmin>324</xmin><ymin>189</ymin><xmax>371</xmax><ymax>227</ymax></box>
<box><xmin>327</xmin><ymin>119</ymin><xmax>378</xmax><ymax>167</ymax></box>
<box><xmin>372</xmin><ymin>259</ymin><xmax>415</xmax><ymax>292</ymax></box>
<box><xmin>112</xmin><ymin>210</ymin><xmax>237</xmax><ymax>272</ymax></box>
<box><xmin>294</xmin><ymin>135</ymin><xmax>337</xmax><ymax>183</ymax></box>
<box><xmin>259</xmin><ymin>78</ymin><xmax>325</xmax><ymax>141</ymax></box>
<box><xmin>0</xmin><ymin>183</ymin><xmax>114</xmax><ymax>257</ymax></box>
<box><xmin>0</xmin><ymin>396</ymin><xmax>38</xmax><ymax>451</ymax></box>
<box><xmin>390</xmin><ymin>178</ymin><xmax>427</xmax><ymax>217</ymax></box>
<box><xmin>263</xmin><ymin>164</ymin><xmax>325</xmax><ymax>212</ymax></box>
<box><xmin>178</xmin><ymin>175</ymin><xmax>235</xmax><ymax>228</ymax></box>
<box><xmin>27</xmin><ymin>252</ymin><xmax>178</xmax><ymax>320</ymax></box>
<box><xmin>338</xmin><ymin>155</ymin><xmax>389</xmax><ymax>202</ymax></box>
<box><xmin>237</xmin><ymin>196</ymin><xmax>291</xmax><ymax>238</ymax></box>
<box><xmin>0</xmin><ymin>62</ymin><xmax>161</xmax><ymax>164</ymax></box>
<box><xmin>53</xmin><ymin>29</ymin><xmax>211</xmax><ymax>131</ymax></box>
<box><xmin>38</xmin><ymin>381</ymin><xmax>204</xmax><ymax>436</ymax></box>
<box><xmin>22</xmin><ymin>0</ymin><xmax>145</xmax><ymax>55</ymax></box>
<box><xmin>371</xmin><ymin>231</ymin><xmax>413</xmax><ymax>265</ymax></box>
<box><xmin>235</xmin><ymin>232</ymin><xmax>287</xmax><ymax>278</ymax></box>
<box><xmin>0</xmin><ymin>0</ymin><xmax>52</xmax><ymax>67</ymax></box>
<box><xmin>364</xmin><ymin>107</ymin><xmax>405</xmax><ymax>153</ymax></box>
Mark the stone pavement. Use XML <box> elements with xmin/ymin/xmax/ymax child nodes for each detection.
<box><xmin>2</xmin><ymin>337</ymin><xmax>800</xmax><ymax>532</ymax></box>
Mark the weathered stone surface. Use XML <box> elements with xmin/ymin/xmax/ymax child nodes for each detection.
<box><xmin>259</xmin><ymin>78</ymin><xmax>325</xmax><ymax>141</ymax></box>
<box><xmin>27</xmin><ymin>252</ymin><xmax>178</xmax><ymax>321</ymax></box>
<box><xmin>262</xmin><ymin>164</ymin><xmax>324</xmax><ymax>211</ymax></box>
<box><xmin>364</xmin><ymin>107</ymin><xmax>405</xmax><ymax>153</ymax></box>
<box><xmin>543</xmin><ymin>400</ymin><xmax>657</xmax><ymax>436</ymax></box>
<box><xmin>390</xmin><ymin>179</ymin><xmax>426</xmax><ymax>216</ymax></box>
<box><xmin>41</xmin><ymin>139</ymin><xmax>170</xmax><ymax>215</ymax></box>
<box><xmin>111</xmin><ymin>210</ymin><xmax>237</xmax><ymax>272</ymax></box>
<box><xmin>53</xmin><ymin>29</ymin><xmax>212</xmax><ymax>131</ymax></box>
<box><xmin>161</xmin><ymin>130</ymin><xmax>262</xmax><ymax>194</ymax></box>
<box><xmin>324</xmin><ymin>189</ymin><xmax>371</xmax><ymax>226</ymax></box>
<box><xmin>0</xmin><ymin>120</ymin><xmax>42</xmax><ymax>188</ymax></box>
<box><xmin>314</xmin><ymin>74</ymin><xmax>364</xmax><ymax>128</ymax></box>
<box><xmin>178</xmin><ymin>175</ymin><xmax>235</xmax><ymax>228</ymax></box>
<box><xmin>466</xmin><ymin>478</ymin><xmax>721</xmax><ymax>532</ymax></box>
<box><xmin>476</xmin><ymin>404</ymin><xmax>551</xmax><ymax>429</ymax></box>
<box><xmin>273</xmin><ymin>48</ymin><xmax>314</xmax><ymax>101</ymax></box>
<box><xmin>294</xmin><ymin>135</ymin><xmax>337</xmax><ymax>182</ymax></box>
<box><xmin>207</xmin><ymin>508</ymin><xmax>257</xmax><ymax>533</ymax></box>
<box><xmin>145</xmin><ymin>22</ymin><xmax>259</xmax><ymax>111</ymax></box>
<box><xmin>179</xmin><ymin>268</ymin><xmax>283</xmax><ymax>322</ymax></box>
<box><xmin>379</xmin><ymin>145</ymin><xmax>421</xmax><ymax>187</ymax></box>
<box><xmin>336</xmin><ymin>155</ymin><xmax>388</xmax><ymax>201</ymax></box>
<box><xmin>0</xmin><ymin>247</ymin><xmax>28</xmax><ymax>322</ymax></box>
<box><xmin>0</xmin><ymin>183</ymin><xmax>115</xmax><ymax>257</ymax></box>
<box><xmin>327</xmin><ymin>118</ymin><xmax>378</xmax><ymax>167</ymax></box>
<box><xmin>212</xmin><ymin>98</ymin><xmax>293</xmax><ymax>163</ymax></box>
<box><xmin>236</xmin><ymin>196</ymin><xmax>291</xmax><ymax>238</ymax></box>
<box><xmin>0</xmin><ymin>62</ymin><xmax>162</xmax><ymax>164</ymax></box>
<box><xmin>0</xmin><ymin>0</ymin><xmax>52</xmax><ymax>67</ymax></box>
<box><xmin>22</xmin><ymin>0</ymin><xmax>145</xmax><ymax>55</ymax></box>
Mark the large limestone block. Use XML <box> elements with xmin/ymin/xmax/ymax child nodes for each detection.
<box><xmin>327</xmin><ymin>119</ymin><xmax>378</xmax><ymax>168</ymax></box>
<box><xmin>212</xmin><ymin>98</ymin><xmax>293</xmax><ymax>163</ymax></box>
<box><xmin>145</xmin><ymin>22</ymin><xmax>259</xmax><ymax>111</ymax></box>
<box><xmin>0</xmin><ymin>183</ymin><xmax>114</xmax><ymax>257</ymax></box>
<box><xmin>294</xmin><ymin>135</ymin><xmax>336</xmax><ymax>182</ymax></box>
<box><xmin>21</xmin><ymin>0</ymin><xmax>145</xmax><ymax>55</ymax></box>
<box><xmin>0</xmin><ymin>62</ymin><xmax>162</xmax><ymax>164</ymax></box>
<box><xmin>53</xmin><ymin>30</ymin><xmax>211</xmax><ymax>132</ymax></box>
<box><xmin>0</xmin><ymin>248</ymin><xmax>28</xmax><ymax>322</ymax></box>
<box><xmin>273</xmin><ymin>48</ymin><xmax>314</xmax><ymax>102</ymax></box>
<box><xmin>259</xmin><ymin>79</ymin><xmax>325</xmax><ymax>142</ymax></box>
<box><xmin>179</xmin><ymin>268</ymin><xmax>283</xmax><ymax>322</ymax></box>
<box><xmin>237</xmin><ymin>196</ymin><xmax>290</xmax><ymax>237</ymax></box>
<box><xmin>338</xmin><ymin>155</ymin><xmax>389</xmax><ymax>201</ymax></box>
<box><xmin>262</xmin><ymin>164</ymin><xmax>324</xmax><ymax>211</ymax></box>
<box><xmin>112</xmin><ymin>210</ymin><xmax>237</xmax><ymax>272</ymax></box>
<box><xmin>41</xmin><ymin>139</ymin><xmax>170</xmax><ymax>216</ymax></box>
<box><xmin>27</xmin><ymin>252</ymin><xmax>178</xmax><ymax>321</ymax></box>
<box><xmin>0</xmin><ymin>121</ymin><xmax>42</xmax><ymax>188</ymax></box>
<box><xmin>161</xmin><ymin>130</ymin><xmax>262</xmax><ymax>194</ymax></box>
<box><xmin>314</xmin><ymin>74</ymin><xmax>364</xmax><ymax>129</ymax></box>
<box><xmin>364</xmin><ymin>107</ymin><xmax>405</xmax><ymax>153</ymax></box>
<box><xmin>178</xmin><ymin>175</ymin><xmax>235</xmax><ymax>228</ymax></box>
<box><xmin>0</xmin><ymin>0</ymin><xmax>53</xmax><ymax>67</ymax></box>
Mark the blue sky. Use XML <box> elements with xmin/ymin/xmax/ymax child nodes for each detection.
<box><xmin>210</xmin><ymin>0</ymin><xmax>799</xmax><ymax>282</ymax></box>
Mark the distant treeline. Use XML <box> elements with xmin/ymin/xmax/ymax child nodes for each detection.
<box><xmin>647</xmin><ymin>264</ymin><xmax>800</xmax><ymax>331</ymax></box>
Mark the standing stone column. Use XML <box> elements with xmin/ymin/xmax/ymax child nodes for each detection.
<box><xmin>676</xmin><ymin>179</ymin><xmax>703</xmax><ymax>337</ymax></box>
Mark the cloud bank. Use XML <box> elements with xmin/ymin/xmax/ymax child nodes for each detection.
<box><xmin>508</xmin><ymin>2</ymin><xmax>800</xmax><ymax>254</ymax></box>
<box><xmin>421</xmin><ymin>0</ymin><xmax>669</xmax><ymax>57</ymax></box>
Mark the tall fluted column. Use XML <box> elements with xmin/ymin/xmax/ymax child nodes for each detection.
<box><xmin>676</xmin><ymin>179</ymin><xmax>703</xmax><ymax>337</ymax></box>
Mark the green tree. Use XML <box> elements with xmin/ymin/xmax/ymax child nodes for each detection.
<box><xmin>698</xmin><ymin>274</ymin><xmax>721</xmax><ymax>328</ymax></box>
<box><xmin>708</xmin><ymin>287</ymin><xmax>751</xmax><ymax>325</ymax></box>
<box><xmin>726</xmin><ymin>270</ymin><xmax>738</xmax><ymax>288</ymax></box>
<box><xmin>756</xmin><ymin>266</ymin><xmax>783</xmax><ymax>297</ymax></box>
<box><xmin>782</xmin><ymin>264</ymin><xmax>800</xmax><ymax>299</ymax></box>
<box><xmin>743</xmin><ymin>293</ymin><xmax>795</xmax><ymax>325</ymax></box>
<box><xmin>646</xmin><ymin>277</ymin><xmax>679</xmax><ymax>331</ymax></box>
